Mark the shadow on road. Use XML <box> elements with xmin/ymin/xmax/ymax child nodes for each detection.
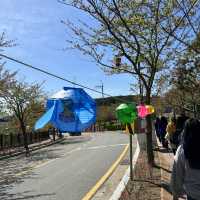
<box><xmin>0</xmin><ymin>136</ymin><xmax>92</xmax><ymax>199</ymax></box>
<box><xmin>0</xmin><ymin>170</ymin><xmax>56</xmax><ymax>199</ymax></box>
<box><xmin>0</xmin><ymin>188</ymin><xmax>55</xmax><ymax>200</ymax></box>
<box><xmin>59</xmin><ymin>135</ymin><xmax>92</xmax><ymax>145</ymax></box>
<box><xmin>0</xmin><ymin>146</ymin><xmax>65</xmax><ymax>199</ymax></box>
<box><xmin>30</xmin><ymin>148</ymin><xmax>63</xmax><ymax>160</ymax></box>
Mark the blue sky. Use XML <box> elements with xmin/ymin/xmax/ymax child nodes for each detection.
<box><xmin>0</xmin><ymin>0</ymin><xmax>135</xmax><ymax>98</ymax></box>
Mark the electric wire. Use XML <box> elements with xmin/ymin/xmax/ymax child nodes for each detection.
<box><xmin>0</xmin><ymin>53</ymin><xmax>130</xmax><ymax>103</ymax></box>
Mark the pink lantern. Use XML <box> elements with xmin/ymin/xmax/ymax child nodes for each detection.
<box><xmin>137</xmin><ymin>104</ymin><xmax>148</xmax><ymax>118</ymax></box>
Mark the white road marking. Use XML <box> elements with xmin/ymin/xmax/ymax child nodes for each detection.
<box><xmin>62</xmin><ymin>147</ymin><xmax>82</xmax><ymax>157</ymax></box>
<box><xmin>87</xmin><ymin>143</ymin><xmax>128</xmax><ymax>150</ymax></box>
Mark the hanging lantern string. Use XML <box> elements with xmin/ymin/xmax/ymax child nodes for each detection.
<box><xmin>0</xmin><ymin>53</ymin><xmax>129</xmax><ymax>103</ymax></box>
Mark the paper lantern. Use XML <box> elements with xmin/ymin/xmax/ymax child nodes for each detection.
<box><xmin>116</xmin><ymin>103</ymin><xmax>137</xmax><ymax>124</ymax></box>
<box><xmin>137</xmin><ymin>104</ymin><xmax>148</xmax><ymax>118</ymax></box>
<box><xmin>146</xmin><ymin>105</ymin><xmax>155</xmax><ymax>115</ymax></box>
<box><xmin>34</xmin><ymin>87</ymin><xmax>96</xmax><ymax>134</ymax></box>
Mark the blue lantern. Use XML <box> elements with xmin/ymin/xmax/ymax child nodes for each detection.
<box><xmin>34</xmin><ymin>87</ymin><xmax>96</xmax><ymax>134</ymax></box>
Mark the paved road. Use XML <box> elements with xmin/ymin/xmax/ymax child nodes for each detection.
<box><xmin>0</xmin><ymin>131</ymin><xmax>136</xmax><ymax>200</ymax></box>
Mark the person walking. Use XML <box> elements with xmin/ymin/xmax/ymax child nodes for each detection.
<box><xmin>155</xmin><ymin>117</ymin><xmax>161</xmax><ymax>142</ymax></box>
<box><xmin>176</xmin><ymin>113</ymin><xmax>189</xmax><ymax>145</ymax></box>
<box><xmin>160</xmin><ymin>116</ymin><xmax>168</xmax><ymax>148</ymax></box>
<box><xmin>170</xmin><ymin>118</ymin><xmax>200</xmax><ymax>200</ymax></box>
<box><xmin>165</xmin><ymin>117</ymin><xmax>177</xmax><ymax>154</ymax></box>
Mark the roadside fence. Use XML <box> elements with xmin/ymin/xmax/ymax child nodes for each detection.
<box><xmin>0</xmin><ymin>131</ymin><xmax>50</xmax><ymax>151</ymax></box>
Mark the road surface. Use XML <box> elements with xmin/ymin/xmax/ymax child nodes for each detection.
<box><xmin>0</xmin><ymin>131</ymin><xmax>136</xmax><ymax>200</ymax></box>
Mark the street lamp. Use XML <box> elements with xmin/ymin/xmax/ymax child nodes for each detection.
<box><xmin>114</xmin><ymin>55</ymin><xmax>121</xmax><ymax>67</ymax></box>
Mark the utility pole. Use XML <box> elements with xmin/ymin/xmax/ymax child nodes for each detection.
<box><xmin>95</xmin><ymin>81</ymin><xmax>104</xmax><ymax>98</ymax></box>
<box><xmin>95</xmin><ymin>81</ymin><xmax>105</xmax><ymax>131</ymax></box>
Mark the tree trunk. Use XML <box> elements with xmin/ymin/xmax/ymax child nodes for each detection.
<box><xmin>145</xmin><ymin>91</ymin><xmax>154</xmax><ymax>166</ymax></box>
<box><xmin>20</xmin><ymin>122</ymin><xmax>29</xmax><ymax>156</ymax></box>
<box><xmin>193</xmin><ymin>103</ymin><xmax>197</xmax><ymax>118</ymax></box>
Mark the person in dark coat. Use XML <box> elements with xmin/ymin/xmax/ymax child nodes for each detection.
<box><xmin>160</xmin><ymin>116</ymin><xmax>168</xmax><ymax>148</ymax></box>
<box><xmin>155</xmin><ymin>117</ymin><xmax>161</xmax><ymax>142</ymax></box>
<box><xmin>176</xmin><ymin>113</ymin><xmax>188</xmax><ymax>133</ymax></box>
<box><xmin>175</xmin><ymin>113</ymin><xmax>189</xmax><ymax>146</ymax></box>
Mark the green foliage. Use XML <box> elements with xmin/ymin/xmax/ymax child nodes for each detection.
<box><xmin>165</xmin><ymin>37</ymin><xmax>200</xmax><ymax>117</ymax></box>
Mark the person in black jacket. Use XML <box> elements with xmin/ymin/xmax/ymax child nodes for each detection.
<box><xmin>175</xmin><ymin>113</ymin><xmax>189</xmax><ymax>146</ymax></box>
<box><xmin>160</xmin><ymin>116</ymin><xmax>168</xmax><ymax>148</ymax></box>
<box><xmin>155</xmin><ymin>117</ymin><xmax>161</xmax><ymax>142</ymax></box>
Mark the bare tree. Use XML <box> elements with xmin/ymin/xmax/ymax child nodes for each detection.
<box><xmin>0</xmin><ymin>81</ymin><xmax>44</xmax><ymax>155</ymax></box>
<box><xmin>0</xmin><ymin>32</ymin><xmax>16</xmax><ymax>91</ymax></box>
<box><xmin>60</xmin><ymin>0</ymin><xmax>198</xmax><ymax>165</ymax></box>
<box><xmin>0</xmin><ymin>32</ymin><xmax>17</xmax><ymax>117</ymax></box>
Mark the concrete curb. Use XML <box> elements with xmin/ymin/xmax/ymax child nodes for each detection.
<box><xmin>109</xmin><ymin>140</ymin><xmax>140</xmax><ymax>200</ymax></box>
<box><xmin>0</xmin><ymin>137</ymin><xmax>65</xmax><ymax>160</ymax></box>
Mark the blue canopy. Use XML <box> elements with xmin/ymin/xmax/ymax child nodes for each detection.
<box><xmin>35</xmin><ymin>87</ymin><xmax>96</xmax><ymax>133</ymax></box>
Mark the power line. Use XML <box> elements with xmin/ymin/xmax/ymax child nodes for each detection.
<box><xmin>0</xmin><ymin>53</ymin><xmax>129</xmax><ymax>103</ymax></box>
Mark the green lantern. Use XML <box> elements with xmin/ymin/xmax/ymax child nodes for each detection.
<box><xmin>116</xmin><ymin>103</ymin><xmax>137</xmax><ymax>181</ymax></box>
<box><xmin>116</xmin><ymin>103</ymin><xmax>137</xmax><ymax>124</ymax></box>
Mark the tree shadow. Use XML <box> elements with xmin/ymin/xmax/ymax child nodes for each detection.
<box><xmin>0</xmin><ymin>136</ymin><xmax>91</xmax><ymax>183</ymax></box>
<box><xmin>59</xmin><ymin>136</ymin><xmax>92</xmax><ymax>145</ymax></box>
<box><xmin>154</xmin><ymin>147</ymin><xmax>172</xmax><ymax>154</ymax></box>
<box><xmin>0</xmin><ymin>144</ymin><xmax>65</xmax><ymax>198</ymax></box>
<box><xmin>0</xmin><ymin>136</ymin><xmax>92</xmax><ymax>199</ymax></box>
<box><xmin>154</xmin><ymin>164</ymin><xmax>172</xmax><ymax>173</ymax></box>
<box><xmin>160</xmin><ymin>181</ymin><xmax>172</xmax><ymax>194</ymax></box>
<box><xmin>132</xmin><ymin>178</ymin><xmax>173</xmax><ymax>195</ymax></box>
<box><xmin>30</xmin><ymin>148</ymin><xmax>63</xmax><ymax>161</ymax></box>
<box><xmin>0</xmin><ymin>189</ymin><xmax>56</xmax><ymax>200</ymax></box>
<box><xmin>0</xmin><ymin>169</ymin><xmax>56</xmax><ymax>199</ymax></box>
